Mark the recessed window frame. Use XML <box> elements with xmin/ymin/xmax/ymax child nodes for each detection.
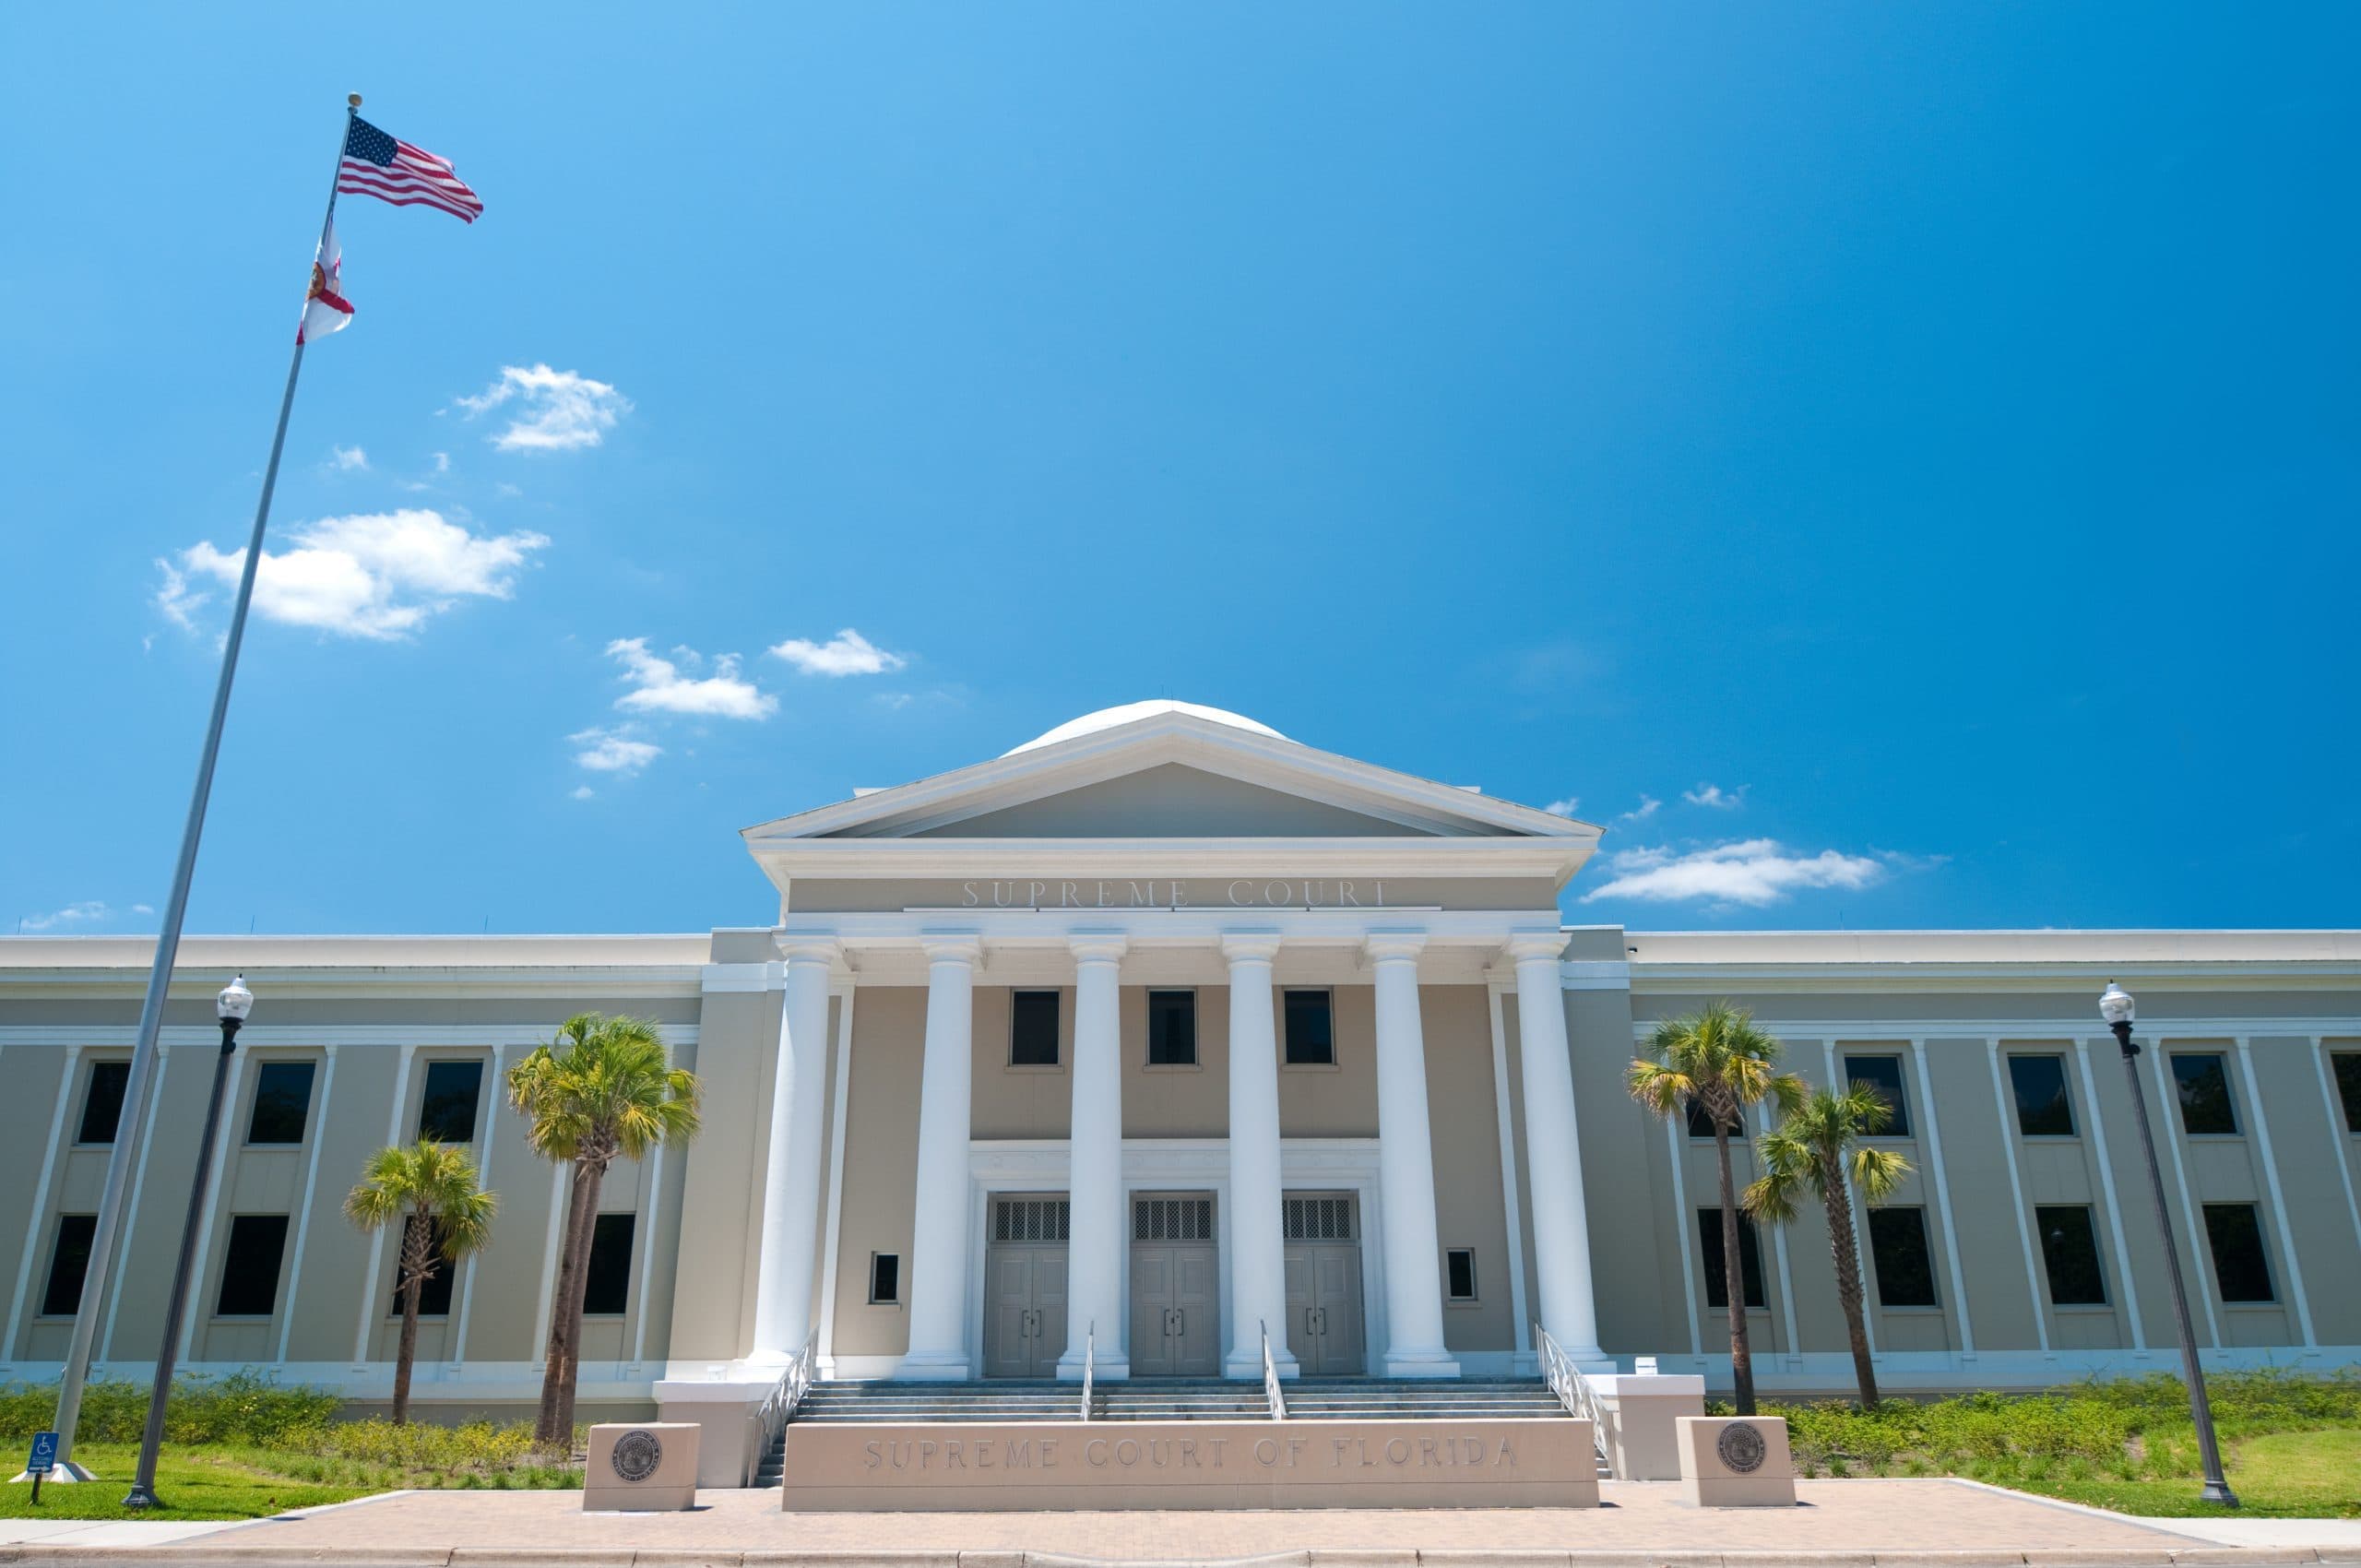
<box><xmin>1444</xmin><ymin>1246</ymin><xmax>1479</xmax><ymax>1303</ymax></box>
<box><xmin>869</xmin><ymin>1252</ymin><xmax>902</xmax><ymax>1305</ymax></box>
<box><xmin>2201</xmin><ymin>1202</ymin><xmax>2276</xmax><ymax>1304</ymax></box>
<box><xmin>1844</xmin><ymin>1052</ymin><xmax>1913</xmax><ymax>1137</ymax></box>
<box><xmin>1696</xmin><ymin>1207</ymin><xmax>1768</xmax><ymax>1311</ymax></box>
<box><xmin>1145</xmin><ymin>988</ymin><xmax>1199</xmax><ymax>1070</ymax></box>
<box><xmin>1867</xmin><ymin>1206</ymin><xmax>1940</xmax><ymax>1308</ymax></box>
<box><xmin>41</xmin><ymin>1214</ymin><xmax>98</xmax><ymax>1318</ymax></box>
<box><xmin>2007</xmin><ymin>1052</ymin><xmax>2077</xmax><ymax>1139</ymax></box>
<box><xmin>2035</xmin><ymin>1203</ymin><xmax>2108</xmax><ymax>1307</ymax></box>
<box><xmin>1008</xmin><ymin>989</ymin><xmax>1063</xmax><ymax>1071</ymax></box>
<box><xmin>1282</xmin><ymin>989</ymin><xmax>1337</xmax><ymax>1070</ymax></box>
<box><xmin>214</xmin><ymin>1214</ymin><xmax>291</xmax><ymax>1319</ymax></box>
<box><xmin>1684</xmin><ymin>1097</ymin><xmax>1742</xmax><ymax>1140</ymax></box>
<box><xmin>245</xmin><ymin>1059</ymin><xmax>318</xmax><ymax>1146</ymax></box>
<box><xmin>2170</xmin><ymin>1051</ymin><xmax>2239</xmax><ymax>1137</ymax></box>
<box><xmin>389</xmin><ymin>1222</ymin><xmax>460</xmax><ymax>1319</ymax></box>
<box><xmin>2330</xmin><ymin>1051</ymin><xmax>2360</xmax><ymax>1136</ymax></box>
<box><xmin>415</xmin><ymin>1058</ymin><xmax>486</xmax><ymax>1144</ymax></box>
<box><xmin>581</xmin><ymin>1212</ymin><xmax>635</xmax><ymax>1317</ymax></box>
<box><xmin>76</xmin><ymin>1059</ymin><xmax>132</xmax><ymax>1146</ymax></box>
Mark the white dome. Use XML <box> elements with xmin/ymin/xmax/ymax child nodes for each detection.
<box><xmin>1005</xmin><ymin>700</ymin><xmax>1287</xmax><ymax>756</ymax></box>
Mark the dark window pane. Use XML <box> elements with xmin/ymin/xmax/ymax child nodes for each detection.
<box><xmin>1284</xmin><ymin>991</ymin><xmax>1335</xmax><ymax>1065</ymax></box>
<box><xmin>870</xmin><ymin>1253</ymin><xmax>900</xmax><ymax>1304</ymax></box>
<box><xmin>246</xmin><ymin>1061</ymin><xmax>316</xmax><ymax>1145</ymax></box>
<box><xmin>42</xmin><ymin>1215</ymin><xmax>97</xmax><ymax>1316</ymax></box>
<box><xmin>1010</xmin><ymin>990</ymin><xmax>1061</xmax><ymax>1067</ymax></box>
<box><xmin>2171</xmin><ymin>1053</ymin><xmax>2237</xmax><ymax>1135</ymax></box>
<box><xmin>1685</xmin><ymin>1097</ymin><xmax>1741</xmax><ymax>1139</ymax></box>
<box><xmin>2332</xmin><ymin>1052</ymin><xmax>2360</xmax><ymax>1135</ymax></box>
<box><xmin>1868</xmin><ymin>1207</ymin><xmax>1939</xmax><ymax>1306</ymax></box>
<box><xmin>2008</xmin><ymin>1055</ymin><xmax>2076</xmax><ymax>1137</ymax></box>
<box><xmin>2203</xmin><ymin>1204</ymin><xmax>2275</xmax><ymax>1302</ymax></box>
<box><xmin>417</xmin><ymin>1060</ymin><xmax>484</xmax><ymax>1142</ymax></box>
<box><xmin>215</xmin><ymin>1215</ymin><xmax>290</xmax><ymax>1316</ymax></box>
<box><xmin>2035</xmin><ymin>1205</ymin><xmax>2107</xmax><ymax>1305</ymax></box>
<box><xmin>78</xmin><ymin>1061</ymin><xmax>130</xmax><ymax>1145</ymax></box>
<box><xmin>1147</xmin><ymin>991</ymin><xmax>1197</xmax><ymax>1066</ymax></box>
<box><xmin>582</xmin><ymin>1213</ymin><xmax>635</xmax><ymax>1315</ymax></box>
<box><xmin>1697</xmin><ymin>1208</ymin><xmax>1767</xmax><ymax>1309</ymax></box>
<box><xmin>391</xmin><ymin>1221</ymin><xmax>459</xmax><ymax>1317</ymax></box>
<box><xmin>1445</xmin><ymin>1247</ymin><xmax>1477</xmax><ymax>1301</ymax></box>
<box><xmin>1845</xmin><ymin>1054</ymin><xmax>1912</xmax><ymax>1136</ymax></box>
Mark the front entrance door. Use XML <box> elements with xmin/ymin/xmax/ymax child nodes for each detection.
<box><xmin>982</xmin><ymin>1196</ymin><xmax>1069</xmax><ymax>1379</ymax></box>
<box><xmin>1128</xmin><ymin>1193</ymin><xmax>1218</xmax><ymax>1376</ymax></box>
<box><xmin>1283</xmin><ymin>1193</ymin><xmax>1367</xmax><ymax>1375</ymax></box>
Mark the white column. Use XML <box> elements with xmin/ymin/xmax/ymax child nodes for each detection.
<box><xmin>750</xmin><ymin>939</ymin><xmax>837</xmax><ymax>1363</ymax></box>
<box><xmin>900</xmin><ymin>935</ymin><xmax>980</xmax><ymax>1379</ymax></box>
<box><xmin>1061</xmin><ymin>934</ymin><xmax>1130</xmax><ymax>1380</ymax></box>
<box><xmin>1221</xmin><ymin>933</ymin><xmax>1298</xmax><ymax>1379</ymax></box>
<box><xmin>1507</xmin><ymin>932</ymin><xmax>1604</xmax><ymax>1360</ymax></box>
<box><xmin>1367</xmin><ymin>932</ymin><xmax>1458</xmax><ymax>1377</ymax></box>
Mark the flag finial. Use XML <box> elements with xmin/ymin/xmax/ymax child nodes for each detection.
<box><xmin>348</xmin><ymin>93</ymin><xmax>362</xmax><ymax>108</ymax></box>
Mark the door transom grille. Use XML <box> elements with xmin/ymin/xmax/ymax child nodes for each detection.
<box><xmin>992</xmin><ymin>1196</ymin><xmax>1071</xmax><ymax>1242</ymax></box>
<box><xmin>1132</xmin><ymin>1195</ymin><xmax>1214</xmax><ymax>1241</ymax></box>
<box><xmin>1284</xmin><ymin>1195</ymin><xmax>1356</xmax><ymax>1241</ymax></box>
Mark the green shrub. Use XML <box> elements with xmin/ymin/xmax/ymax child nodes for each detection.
<box><xmin>0</xmin><ymin>1372</ymin><xmax>338</xmax><ymax>1448</ymax></box>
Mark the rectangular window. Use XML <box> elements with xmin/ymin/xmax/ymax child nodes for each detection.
<box><xmin>1147</xmin><ymin>990</ymin><xmax>1197</xmax><ymax>1066</ymax></box>
<box><xmin>2035</xmin><ymin>1204</ymin><xmax>2107</xmax><ymax>1305</ymax></box>
<box><xmin>869</xmin><ymin>1252</ymin><xmax>901</xmax><ymax>1305</ymax></box>
<box><xmin>2008</xmin><ymin>1054</ymin><xmax>2076</xmax><ymax>1137</ymax></box>
<box><xmin>1009</xmin><ymin>990</ymin><xmax>1062</xmax><ymax>1067</ymax></box>
<box><xmin>417</xmin><ymin>1060</ymin><xmax>484</xmax><ymax>1142</ymax></box>
<box><xmin>582</xmin><ymin>1213</ymin><xmax>635</xmax><ymax>1315</ymax></box>
<box><xmin>2203</xmin><ymin>1203</ymin><xmax>2275</xmax><ymax>1303</ymax></box>
<box><xmin>1696</xmin><ymin>1208</ymin><xmax>1767</xmax><ymax>1310</ymax></box>
<box><xmin>1283</xmin><ymin>990</ymin><xmax>1335</xmax><ymax>1066</ymax></box>
<box><xmin>1845</xmin><ymin>1054</ymin><xmax>1912</xmax><ymax>1136</ymax></box>
<box><xmin>41</xmin><ymin>1215</ymin><xmax>97</xmax><ymax>1317</ymax></box>
<box><xmin>1685</xmin><ymin>1097</ymin><xmax>1740</xmax><ymax>1139</ymax></box>
<box><xmin>77</xmin><ymin>1060</ymin><xmax>131</xmax><ymax>1145</ymax></box>
<box><xmin>2171</xmin><ymin>1052</ymin><xmax>2237</xmax><ymax>1135</ymax></box>
<box><xmin>391</xmin><ymin>1224</ymin><xmax>459</xmax><ymax>1317</ymax></box>
<box><xmin>245</xmin><ymin>1061</ymin><xmax>317</xmax><ymax>1145</ymax></box>
<box><xmin>1445</xmin><ymin>1247</ymin><xmax>1478</xmax><ymax>1301</ymax></box>
<box><xmin>1867</xmin><ymin>1207</ymin><xmax>1939</xmax><ymax>1306</ymax></box>
<box><xmin>214</xmin><ymin>1215</ymin><xmax>291</xmax><ymax>1317</ymax></box>
<box><xmin>2332</xmin><ymin>1051</ymin><xmax>2360</xmax><ymax>1134</ymax></box>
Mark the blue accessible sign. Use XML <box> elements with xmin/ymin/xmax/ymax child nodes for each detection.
<box><xmin>26</xmin><ymin>1431</ymin><xmax>58</xmax><ymax>1475</ymax></box>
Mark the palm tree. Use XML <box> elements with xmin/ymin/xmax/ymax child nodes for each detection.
<box><xmin>508</xmin><ymin>1013</ymin><xmax>699</xmax><ymax>1449</ymax></box>
<box><xmin>1745</xmin><ymin>1082</ymin><xmax>1912</xmax><ymax>1409</ymax></box>
<box><xmin>344</xmin><ymin>1140</ymin><xmax>497</xmax><ymax>1424</ymax></box>
<box><xmin>1629</xmin><ymin>1002</ymin><xmax>1804</xmax><ymax>1415</ymax></box>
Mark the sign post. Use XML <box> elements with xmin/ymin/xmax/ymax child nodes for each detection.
<box><xmin>24</xmin><ymin>1431</ymin><xmax>60</xmax><ymax>1503</ymax></box>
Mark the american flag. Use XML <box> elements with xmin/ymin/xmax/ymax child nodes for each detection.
<box><xmin>338</xmin><ymin>116</ymin><xmax>482</xmax><ymax>223</ymax></box>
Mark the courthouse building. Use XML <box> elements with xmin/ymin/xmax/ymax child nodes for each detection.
<box><xmin>3</xmin><ymin>701</ymin><xmax>2357</xmax><ymax>1424</ymax></box>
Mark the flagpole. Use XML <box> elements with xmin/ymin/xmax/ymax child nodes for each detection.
<box><xmin>42</xmin><ymin>94</ymin><xmax>362</xmax><ymax>1484</ymax></box>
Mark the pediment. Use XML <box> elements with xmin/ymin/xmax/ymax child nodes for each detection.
<box><xmin>904</xmin><ymin>763</ymin><xmax>1438</xmax><ymax>839</ymax></box>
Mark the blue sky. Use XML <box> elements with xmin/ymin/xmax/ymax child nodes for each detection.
<box><xmin>5</xmin><ymin>4</ymin><xmax>2355</xmax><ymax>937</ymax></box>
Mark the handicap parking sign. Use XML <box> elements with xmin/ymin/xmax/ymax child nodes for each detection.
<box><xmin>26</xmin><ymin>1431</ymin><xmax>58</xmax><ymax>1476</ymax></box>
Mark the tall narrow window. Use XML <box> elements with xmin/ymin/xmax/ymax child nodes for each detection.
<box><xmin>1284</xmin><ymin>990</ymin><xmax>1335</xmax><ymax>1065</ymax></box>
<box><xmin>215</xmin><ymin>1215</ymin><xmax>291</xmax><ymax>1317</ymax></box>
<box><xmin>2171</xmin><ymin>1053</ymin><xmax>2237</xmax><ymax>1135</ymax></box>
<box><xmin>246</xmin><ymin>1061</ymin><xmax>317</xmax><ymax>1145</ymax></box>
<box><xmin>1147</xmin><ymin>990</ymin><xmax>1197</xmax><ymax>1066</ymax></box>
<box><xmin>1685</xmin><ymin>1098</ymin><xmax>1740</xmax><ymax>1139</ymax></box>
<box><xmin>2202</xmin><ymin>1204</ymin><xmax>2275</xmax><ymax>1302</ymax></box>
<box><xmin>1867</xmin><ymin>1207</ymin><xmax>1939</xmax><ymax>1307</ymax></box>
<box><xmin>582</xmin><ymin>1213</ymin><xmax>636</xmax><ymax>1315</ymax></box>
<box><xmin>2008</xmin><ymin>1054</ymin><xmax>2076</xmax><ymax>1137</ymax></box>
<box><xmin>1009</xmin><ymin>990</ymin><xmax>1062</xmax><ymax>1067</ymax></box>
<box><xmin>1844</xmin><ymin>1054</ymin><xmax>1912</xmax><ymax>1135</ymax></box>
<box><xmin>390</xmin><ymin>1225</ymin><xmax>459</xmax><ymax>1317</ymax></box>
<box><xmin>1445</xmin><ymin>1247</ymin><xmax>1478</xmax><ymax>1301</ymax></box>
<box><xmin>2331</xmin><ymin>1051</ymin><xmax>2360</xmax><ymax>1134</ymax></box>
<box><xmin>42</xmin><ymin>1215</ymin><xmax>97</xmax><ymax>1317</ymax></box>
<box><xmin>417</xmin><ymin>1060</ymin><xmax>484</xmax><ymax>1142</ymax></box>
<box><xmin>1696</xmin><ymin>1208</ymin><xmax>1767</xmax><ymax>1309</ymax></box>
<box><xmin>869</xmin><ymin>1253</ymin><xmax>901</xmax><ymax>1305</ymax></box>
<box><xmin>77</xmin><ymin>1061</ymin><xmax>131</xmax><ymax>1145</ymax></box>
<box><xmin>2035</xmin><ymin>1205</ymin><xmax>2107</xmax><ymax>1305</ymax></box>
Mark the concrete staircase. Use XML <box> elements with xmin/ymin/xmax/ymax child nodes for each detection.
<box><xmin>759</xmin><ymin>1376</ymin><xmax>1585</xmax><ymax>1487</ymax></box>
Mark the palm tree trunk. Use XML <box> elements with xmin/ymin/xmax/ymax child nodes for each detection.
<box><xmin>1714</xmin><ymin>1123</ymin><xmax>1755</xmax><ymax>1415</ymax></box>
<box><xmin>394</xmin><ymin>1211</ymin><xmax>428</xmax><ymax>1425</ymax></box>
<box><xmin>536</xmin><ymin>1163</ymin><xmax>600</xmax><ymax>1448</ymax></box>
<box><xmin>551</xmin><ymin>1157</ymin><xmax>608</xmax><ymax>1444</ymax></box>
<box><xmin>1819</xmin><ymin>1155</ymin><xmax>1879</xmax><ymax>1409</ymax></box>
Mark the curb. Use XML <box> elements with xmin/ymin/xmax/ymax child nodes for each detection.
<box><xmin>0</xmin><ymin>1550</ymin><xmax>2354</xmax><ymax>1568</ymax></box>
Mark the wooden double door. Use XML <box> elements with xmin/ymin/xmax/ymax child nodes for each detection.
<box><xmin>1128</xmin><ymin>1193</ymin><xmax>1219</xmax><ymax>1376</ymax></box>
<box><xmin>1282</xmin><ymin>1193</ymin><xmax>1367</xmax><ymax>1376</ymax></box>
<box><xmin>982</xmin><ymin>1196</ymin><xmax>1069</xmax><ymax>1379</ymax></box>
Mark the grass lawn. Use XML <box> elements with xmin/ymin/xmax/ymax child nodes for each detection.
<box><xmin>2034</xmin><ymin>1430</ymin><xmax>2361</xmax><ymax>1519</ymax></box>
<box><xmin>0</xmin><ymin>1443</ymin><xmax>369</xmax><ymax>1521</ymax></box>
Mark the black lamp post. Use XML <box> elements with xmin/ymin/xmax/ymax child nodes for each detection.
<box><xmin>2102</xmin><ymin>980</ymin><xmax>2237</xmax><ymax>1508</ymax></box>
<box><xmin>122</xmin><ymin>974</ymin><xmax>251</xmax><ymax>1511</ymax></box>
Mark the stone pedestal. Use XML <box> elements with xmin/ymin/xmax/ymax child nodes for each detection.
<box><xmin>1589</xmin><ymin>1372</ymin><xmax>1707</xmax><ymax>1480</ymax></box>
<box><xmin>1675</xmin><ymin>1415</ymin><xmax>1795</xmax><ymax>1507</ymax></box>
<box><xmin>654</xmin><ymin>1378</ymin><xmax>775</xmax><ymax>1487</ymax></box>
<box><xmin>584</xmin><ymin>1420</ymin><xmax>701</xmax><ymax>1510</ymax></box>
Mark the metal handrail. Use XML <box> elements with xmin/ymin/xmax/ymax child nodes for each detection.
<box><xmin>1080</xmin><ymin>1320</ymin><xmax>1095</xmax><ymax>1422</ymax></box>
<box><xmin>1260</xmin><ymin>1317</ymin><xmax>1286</xmax><ymax>1421</ymax></box>
<box><xmin>753</xmin><ymin>1328</ymin><xmax>820</xmax><ymax>1481</ymax></box>
<box><xmin>1533</xmin><ymin>1322</ymin><xmax>1610</xmax><ymax>1470</ymax></box>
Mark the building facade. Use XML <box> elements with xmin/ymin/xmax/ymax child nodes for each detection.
<box><xmin>3</xmin><ymin>702</ymin><xmax>2357</xmax><ymax>1420</ymax></box>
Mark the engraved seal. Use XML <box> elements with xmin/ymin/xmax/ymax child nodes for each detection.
<box><xmin>610</xmin><ymin>1429</ymin><xmax>664</xmax><ymax>1483</ymax></box>
<box><xmin>1716</xmin><ymin>1420</ymin><xmax>1767</xmax><ymax>1474</ymax></box>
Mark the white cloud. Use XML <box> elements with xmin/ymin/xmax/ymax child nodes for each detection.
<box><xmin>1543</xmin><ymin>797</ymin><xmax>1581</xmax><ymax>817</ymax></box>
<box><xmin>570</xmin><ymin>784</ymin><xmax>597</xmax><ymax>800</ymax></box>
<box><xmin>331</xmin><ymin>445</ymin><xmax>369</xmax><ymax>470</ymax></box>
<box><xmin>607</xmin><ymin>637</ymin><xmax>776</xmax><ymax>719</ymax></box>
<box><xmin>1683</xmin><ymin>782</ymin><xmax>1748</xmax><ymax>810</ymax></box>
<box><xmin>1619</xmin><ymin>795</ymin><xmax>1661</xmax><ymax>822</ymax></box>
<box><xmin>569</xmin><ymin>726</ymin><xmax>662</xmax><ymax>776</ymax></box>
<box><xmin>19</xmin><ymin>900</ymin><xmax>129</xmax><ymax>932</ymax></box>
<box><xmin>768</xmin><ymin>628</ymin><xmax>907</xmax><ymax>677</ymax></box>
<box><xmin>457</xmin><ymin>364</ymin><xmax>631</xmax><ymax>452</ymax></box>
<box><xmin>158</xmin><ymin>510</ymin><xmax>548</xmax><ymax>640</ymax></box>
<box><xmin>1581</xmin><ymin>838</ymin><xmax>1891</xmax><ymax>908</ymax></box>
<box><xmin>132</xmin><ymin>903</ymin><xmax>155</xmax><ymax>915</ymax></box>
<box><xmin>432</xmin><ymin>451</ymin><xmax>451</xmax><ymax>474</ymax></box>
